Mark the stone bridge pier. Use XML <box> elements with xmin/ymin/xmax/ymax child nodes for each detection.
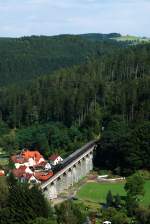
<box><xmin>41</xmin><ymin>140</ymin><xmax>96</xmax><ymax>200</ymax></box>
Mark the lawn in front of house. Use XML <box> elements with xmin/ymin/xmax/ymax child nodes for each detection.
<box><xmin>77</xmin><ymin>181</ymin><xmax>150</xmax><ymax>207</ymax></box>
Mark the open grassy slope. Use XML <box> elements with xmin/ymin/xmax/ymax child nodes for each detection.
<box><xmin>77</xmin><ymin>181</ymin><xmax>150</xmax><ymax>207</ymax></box>
<box><xmin>113</xmin><ymin>35</ymin><xmax>150</xmax><ymax>43</ymax></box>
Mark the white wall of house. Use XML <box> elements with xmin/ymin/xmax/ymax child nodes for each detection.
<box><xmin>52</xmin><ymin>156</ymin><xmax>63</xmax><ymax>166</ymax></box>
<box><xmin>45</xmin><ymin>163</ymin><xmax>51</xmax><ymax>170</ymax></box>
<box><xmin>28</xmin><ymin>175</ymin><xmax>40</xmax><ymax>184</ymax></box>
<box><xmin>25</xmin><ymin>167</ymin><xmax>33</xmax><ymax>174</ymax></box>
<box><xmin>38</xmin><ymin>157</ymin><xmax>45</xmax><ymax>164</ymax></box>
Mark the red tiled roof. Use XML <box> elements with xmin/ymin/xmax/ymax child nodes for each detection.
<box><xmin>0</xmin><ymin>170</ymin><xmax>5</xmax><ymax>176</ymax></box>
<box><xmin>23</xmin><ymin>173</ymin><xmax>33</xmax><ymax>180</ymax></box>
<box><xmin>49</xmin><ymin>154</ymin><xmax>59</xmax><ymax>161</ymax></box>
<box><xmin>34</xmin><ymin>171</ymin><xmax>53</xmax><ymax>181</ymax></box>
<box><xmin>12</xmin><ymin>166</ymin><xmax>27</xmax><ymax>178</ymax></box>
<box><xmin>36</xmin><ymin>161</ymin><xmax>47</xmax><ymax>166</ymax></box>
<box><xmin>11</xmin><ymin>155</ymin><xmax>27</xmax><ymax>164</ymax></box>
<box><xmin>21</xmin><ymin>150</ymin><xmax>43</xmax><ymax>161</ymax></box>
<box><xmin>11</xmin><ymin>150</ymin><xmax>44</xmax><ymax>165</ymax></box>
<box><xmin>18</xmin><ymin>166</ymin><xmax>27</xmax><ymax>172</ymax></box>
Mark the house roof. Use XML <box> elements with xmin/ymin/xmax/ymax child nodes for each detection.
<box><xmin>11</xmin><ymin>155</ymin><xmax>27</xmax><ymax>164</ymax></box>
<box><xmin>0</xmin><ymin>170</ymin><xmax>5</xmax><ymax>176</ymax></box>
<box><xmin>11</xmin><ymin>150</ymin><xmax>44</xmax><ymax>166</ymax></box>
<box><xmin>12</xmin><ymin>166</ymin><xmax>27</xmax><ymax>178</ymax></box>
<box><xmin>37</xmin><ymin>161</ymin><xmax>47</xmax><ymax>166</ymax></box>
<box><xmin>23</xmin><ymin>173</ymin><xmax>33</xmax><ymax>180</ymax></box>
<box><xmin>21</xmin><ymin>150</ymin><xmax>43</xmax><ymax>161</ymax></box>
<box><xmin>49</xmin><ymin>154</ymin><xmax>59</xmax><ymax>161</ymax></box>
<box><xmin>34</xmin><ymin>171</ymin><xmax>53</xmax><ymax>181</ymax></box>
<box><xmin>18</xmin><ymin>166</ymin><xmax>27</xmax><ymax>172</ymax></box>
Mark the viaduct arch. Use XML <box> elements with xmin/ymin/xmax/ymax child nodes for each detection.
<box><xmin>41</xmin><ymin>140</ymin><xmax>97</xmax><ymax>199</ymax></box>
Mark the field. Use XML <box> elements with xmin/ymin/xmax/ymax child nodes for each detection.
<box><xmin>112</xmin><ymin>35</ymin><xmax>150</xmax><ymax>43</ymax></box>
<box><xmin>77</xmin><ymin>181</ymin><xmax>150</xmax><ymax>207</ymax></box>
<box><xmin>0</xmin><ymin>148</ymin><xmax>9</xmax><ymax>166</ymax></box>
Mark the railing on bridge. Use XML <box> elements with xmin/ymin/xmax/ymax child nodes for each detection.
<box><xmin>41</xmin><ymin>139</ymin><xmax>98</xmax><ymax>189</ymax></box>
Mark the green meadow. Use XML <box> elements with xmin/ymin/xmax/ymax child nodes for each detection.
<box><xmin>113</xmin><ymin>35</ymin><xmax>150</xmax><ymax>43</ymax></box>
<box><xmin>77</xmin><ymin>181</ymin><xmax>150</xmax><ymax>207</ymax></box>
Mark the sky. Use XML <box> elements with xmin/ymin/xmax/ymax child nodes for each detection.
<box><xmin>0</xmin><ymin>0</ymin><xmax>150</xmax><ymax>37</ymax></box>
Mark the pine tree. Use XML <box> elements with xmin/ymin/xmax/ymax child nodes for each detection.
<box><xmin>106</xmin><ymin>190</ymin><xmax>113</xmax><ymax>207</ymax></box>
<box><xmin>114</xmin><ymin>194</ymin><xmax>121</xmax><ymax>208</ymax></box>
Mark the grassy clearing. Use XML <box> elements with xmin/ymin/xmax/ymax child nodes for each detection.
<box><xmin>0</xmin><ymin>148</ymin><xmax>9</xmax><ymax>166</ymax></box>
<box><xmin>77</xmin><ymin>182</ymin><xmax>125</xmax><ymax>203</ymax></box>
<box><xmin>113</xmin><ymin>35</ymin><xmax>150</xmax><ymax>43</ymax></box>
<box><xmin>142</xmin><ymin>181</ymin><xmax>150</xmax><ymax>206</ymax></box>
<box><xmin>0</xmin><ymin>158</ymin><xmax>9</xmax><ymax>166</ymax></box>
<box><xmin>77</xmin><ymin>181</ymin><xmax>150</xmax><ymax>207</ymax></box>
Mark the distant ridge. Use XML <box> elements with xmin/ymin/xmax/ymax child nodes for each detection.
<box><xmin>79</xmin><ymin>33</ymin><xmax>121</xmax><ymax>41</ymax></box>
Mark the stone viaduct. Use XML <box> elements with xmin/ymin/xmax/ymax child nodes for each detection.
<box><xmin>41</xmin><ymin>140</ymin><xmax>97</xmax><ymax>199</ymax></box>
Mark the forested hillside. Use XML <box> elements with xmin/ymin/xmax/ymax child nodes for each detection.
<box><xmin>0</xmin><ymin>44</ymin><xmax>149</xmax><ymax>127</ymax></box>
<box><xmin>0</xmin><ymin>35</ymin><xmax>122</xmax><ymax>86</ymax></box>
<box><xmin>0</xmin><ymin>36</ymin><xmax>149</xmax><ymax>174</ymax></box>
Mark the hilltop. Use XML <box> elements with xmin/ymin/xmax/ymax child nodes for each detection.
<box><xmin>0</xmin><ymin>34</ymin><xmax>121</xmax><ymax>87</ymax></box>
<box><xmin>0</xmin><ymin>33</ymin><xmax>149</xmax><ymax>87</ymax></box>
<box><xmin>112</xmin><ymin>34</ymin><xmax>150</xmax><ymax>43</ymax></box>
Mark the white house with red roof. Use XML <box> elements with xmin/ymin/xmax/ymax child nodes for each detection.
<box><xmin>0</xmin><ymin>170</ymin><xmax>5</xmax><ymax>176</ymax></box>
<box><xmin>11</xmin><ymin>150</ymin><xmax>54</xmax><ymax>183</ymax></box>
<box><xmin>49</xmin><ymin>154</ymin><xmax>63</xmax><ymax>166</ymax></box>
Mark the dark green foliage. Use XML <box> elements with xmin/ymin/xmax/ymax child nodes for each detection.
<box><xmin>28</xmin><ymin>217</ymin><xmax>57</xmax><ymax>224</ymax></box>
<box><xmin>102</xmin><ymin>208</ymin><xmax>130</xmax><ymax>224</ymax></box>
<box><xmin>111</xmin><ymin>211</ymin><xmax>130</xmax><ymax>224</ymax></box>
<box><xmin>125</xmin><ymin>173</ymin><xmax>145</xmax><ymax>199</ymax></box>
<box><xmin>0</xmin><ymin>35</ymin><xmax>149</xmax><ymax>224</ymax></box>
<box><xmin>7</xmin><ymin>172</ymin><xmax>17</xmax><ymax>187</ymax></box>
<box><xmin>125</xmin><ymin>173</ymin><xmax>145</xmax><ymax>216</ymax></box>
<box><xmin>135</xmin><ymin>206</ymin><xmax>150</xmax><ymax>224</ymax></box>
<box><xmin>80</xmin><ymin>33</ymin><xmax>121</xmax><ymax>42</ymax></box>
<box><xmin>13</xmin><ymin>122</ymin><xmax>87</xmax><ymax>157</ymax></box>
<box><xmin>114</xmin><ymin>194</ymin><xmax>121</xmax><ymax>208</ymax></box>
<box><xmin>0</xmin><ymin>177</ymin><xmax>8</xmax><ymax>209</ymax></box>
<box><xmin>125</xmin><ymin>194</ymin><xmax>139</xmax><ymax>216</ymax></box>
<box><xmin>94</xmin><ymin>118</ymin><xmax>150</xmax><ymax>175</ymax></box>
<box><xmin>0</xmin><ymin>35</ymin><xmax>119</xmax><ymax>86</ymax></box>
<box><xmin>0</xmin><ymin>121</ymin><xmax>9</xmax><ymax>135</ymax></box>
<box><xmin>0</xmin><ymin>41</ymin><xmax>149</xmax><ymax>172</ymax></box>
<box><xmin>0</xmin><ymin>43</ymin><xmax>149</xmax><ymax>129</ymax></box>
<box><xmin>106</xmin><ymin>190</ymin><xmax>113</xmax><ymax>207</ymax></box>
<box><xmin>55</xmin><ymin>200</ymin><xmax>86</xmax><ymax>224</ymax></box>
<box><xmin>0</xmin><ymin>176</ymin><xmax>51</xmax><ymax>224</ymax></box>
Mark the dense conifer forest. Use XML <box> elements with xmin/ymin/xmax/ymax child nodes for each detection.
<box><xmin>0</xmin><ymin>34</ymin><xmax>122</xmax><ymax>86</ymax></box>
<box><xmin>0</xmin><ymin>34</ymin><xmax>149</xmax><ymax>174</ymax></box>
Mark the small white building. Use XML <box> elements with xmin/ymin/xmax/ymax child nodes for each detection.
<box><xmin>44</xmin><ymin>163</ymin><xmax>51</xmax><ymax>170</ymax></box>
<box><xmin>25</xmin><ymin>166</ymin><xmax>33</xmax><ymax>174</ymax></box>
<box><xmin>38</xmin><ymin>157</ymin><xmax>45</xmax><ymax>165</ymax></box>
<box><xmin>49</xmin><ymin>154</ymin><xmax>63</xmax><ymax>166</ymax></box>
<box><xmin>103</xmin><ymin>221</ymin><xmax>111</xmax><ymax>224</ymax></box>
<box><xmin>0</xmin><ymin>170</ymin><xmax>5</xmax><ymax>176</ymax></box>
<box><xmin>28</xmin><ymin>175</ymin><xmax>41</xmax><ymax>184</ymax></box>
<box><xmin>15</xmin><ymin>157</ymin><xmax>36</xmax><ymax>169</ymax></box>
